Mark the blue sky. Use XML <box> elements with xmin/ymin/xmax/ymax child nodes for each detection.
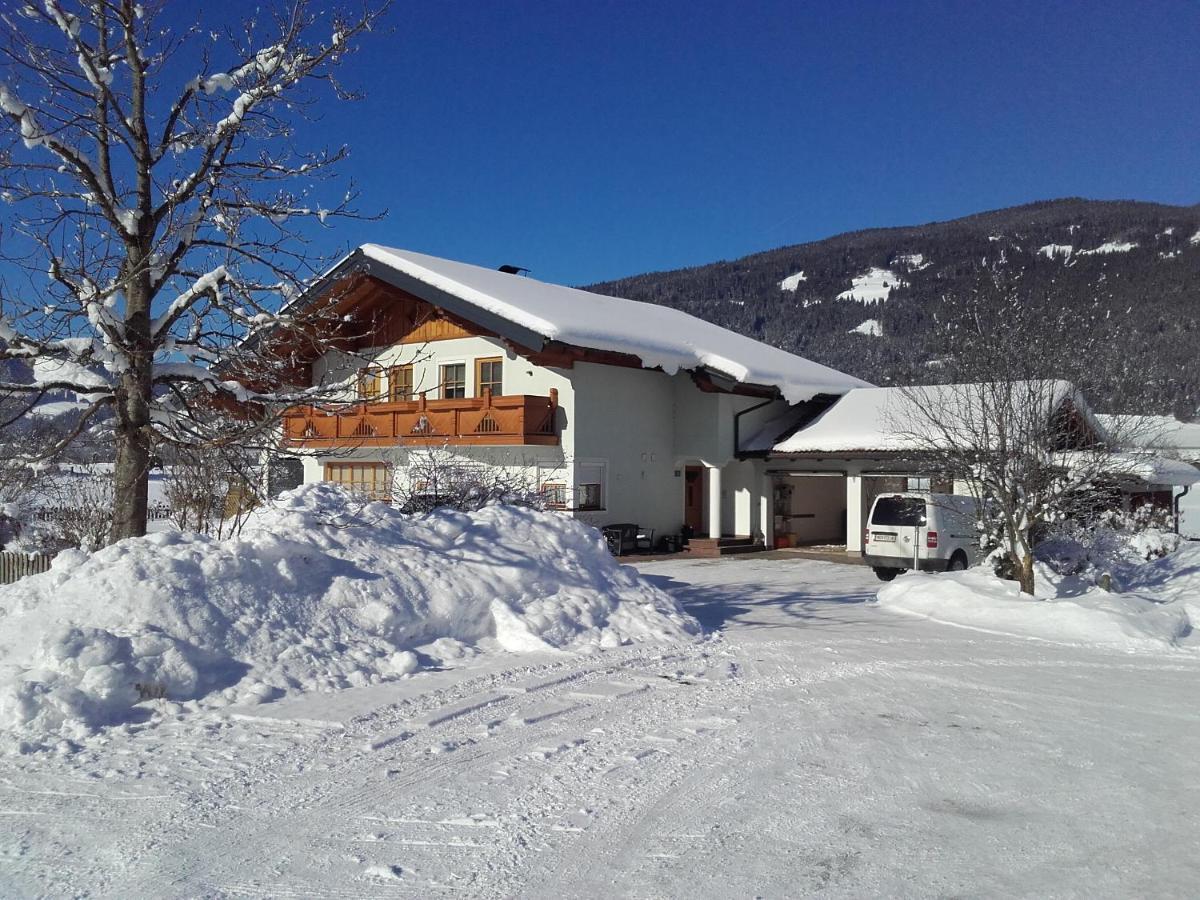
<box><xmin>304</xmin><ymin>0</ymin><xmax>1198</xmax><ymax>284</ymax></box>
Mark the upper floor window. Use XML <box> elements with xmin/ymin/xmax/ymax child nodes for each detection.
<box><xmin>440</xmin><ymin>363</ymin><xmax>466</xmax><ymax>399</ymax></box>
<box><xmin>357</xmin><ymin>368</ymin><xmax>382</xmax><ymax>402</ymax></box>
<box><xmin>476</xmin><ymin>357</ymin><xmax>503</xmax><ymax>396</ymax></box>
<box><xmin>389</xmin><ymin>364</ymin><xmax>414</xmax><ymax>402</ymax></box>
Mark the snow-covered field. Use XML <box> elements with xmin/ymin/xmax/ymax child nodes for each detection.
<box><xmin>835</xmin><ymin>267</ymin><xmax>906</xmax><ymax>303</ymax></box>
<box><xmin>2</xmin><ymin>551</ymin><xmax>1199</xmax><ymax>897</ymax></box>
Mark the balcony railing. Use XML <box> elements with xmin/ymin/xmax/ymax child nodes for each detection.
<box><xmin>281</xmin><ymin>389</ymin><xmax>560</xmax><ymax>447</ymax></box>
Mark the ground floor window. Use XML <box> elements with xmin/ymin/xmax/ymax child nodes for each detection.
<box><xmin>325</xmin><ymin>462</ymin><xmax>392</xmax><ymax>501</ymax></box>
<box><xmin>541</xmin><ymin>482</ymin><xmax>567</xmax><ymax>509</ymax></box>
<box><xmin>575</xmin><ymin>462</ymin><xmax>605</xmax><ymax>510</ymax></box>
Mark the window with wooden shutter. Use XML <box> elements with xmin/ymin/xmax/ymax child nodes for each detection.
<box><xmin>475</xmin><ymin>357</ymin><xmax>503</xmax><ymax>396</ymax></box>
<box><xmin>357</xmin><ymin>368</ymin><xmax>382</xmax><ymax>402</ymax></box>
<box><xmin>388</xmin><ymin>364</ymin><xmax>414</xmax><ymax>402</ymax></box>
<box><xmin>325</xmin><ymin>462</ymin><xmax>391</xmax><ymax>501</ymax></box>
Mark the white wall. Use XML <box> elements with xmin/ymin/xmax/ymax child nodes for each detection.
<box><xmin>566</xmin><ymin>362</ymin><xmax>679</xmax><ymax>536</ymax></box>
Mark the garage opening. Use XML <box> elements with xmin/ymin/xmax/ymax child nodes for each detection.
<box><xmin>772</xmin><ymin>474</ymin><xmax>846</xmax><ymax>548</ymax></box>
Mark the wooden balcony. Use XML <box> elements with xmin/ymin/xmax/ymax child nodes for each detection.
<box><xmin>281</xmin><ymin>389</ymin><xmax>560</xmax><ymax>448</ymax></box>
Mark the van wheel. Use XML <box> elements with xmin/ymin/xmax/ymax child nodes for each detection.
<box><xmin>873</xmin><ymin>567</ymin><xmax>900</xmax><ymax>582</ymax></box>
<box><xmin>948</xmin><ymin>552</ymin><xmax>968</xmax><ymax>572</ymax></box>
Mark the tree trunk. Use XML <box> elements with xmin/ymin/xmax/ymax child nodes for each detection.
<box><xmin>108</xmin><ymin>249</ymin><xmax>154</xmax><ymax>543</ymax></box>
<box><xmin>1018</xmin><ymin>551</ymin><xmax>1035</xmax><ymax>596</ymax></box>
<box><xmin>109</xmin><ymin>413</ymin><xmax>151</xmax><ymax>542</ymax></box>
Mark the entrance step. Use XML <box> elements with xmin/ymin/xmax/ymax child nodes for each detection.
<box><xmin>685</xmin><ymin>536</ymin><xmax>765</xmax><ymax>558</ymax></box>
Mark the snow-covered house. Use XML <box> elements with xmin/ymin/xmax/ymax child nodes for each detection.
<box><xmin>744</xmin><ymin>385</ymin><xmax>1200</xmax><ymax>551</ymax></box>
<box><xmin>1096</xmin><ymin>413</ymin><xmax>1200</xmax><ymax>538</ymax></box>
<box><xmin>272</xmin><ymin>245</ymin><xmax>868</xmax><ymax>554</ymax></box>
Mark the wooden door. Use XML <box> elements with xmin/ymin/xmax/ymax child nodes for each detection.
<box><xmin>684</xmin><ymin>466</ymin><xmax>704</xmax><ymax>533</ymax></box>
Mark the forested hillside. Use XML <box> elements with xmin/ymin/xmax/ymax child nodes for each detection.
<box><xmin>587</xmin><ymin>199</ymin><xmax>1200</xmax><ymax>416</ymax></box>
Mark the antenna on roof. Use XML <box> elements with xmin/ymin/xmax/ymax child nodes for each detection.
<box><xmin>497</xmin><ymin>264</ymin><xmax>530</xmax><ymax>276</ymax></box>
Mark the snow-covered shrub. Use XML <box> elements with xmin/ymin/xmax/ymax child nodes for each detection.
<box><xmin>0</xmin><ymin>483</ymin><xmax>699</xmax><ymax>751</ymax></box>
<box><xmin>1037</xmin><ymin>503</ymin><xmax>1182</xmax><ymax>585</ymax></box>
<box><xmin>391</xmin><ymin>446</ymin><xmax>548</xmax><ymax>514</ymax></box>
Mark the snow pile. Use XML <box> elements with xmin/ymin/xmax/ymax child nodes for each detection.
<box><xmin>778</xmin><ymin>271</ymin><xmax>806</xmax><ymax>291</ymax></box>
<box><xmin>0</xmin><ymin>484</ymin><xmax>699</xmax><ymax>750</ymax></box>
<box><xmin>835</xmin><ymin>267</ymin><xmax>906</xmax><ymax>303</ymax></box>
<box><xmin>875</xmin><ymin>546</ymin><xmax>1199</xmax><ymax>653</ymax></box>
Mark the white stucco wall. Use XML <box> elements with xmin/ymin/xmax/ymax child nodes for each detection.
<box><xmin>565</xmin><ymin>363</ymin><xmax>680</xmax><ymax>537</ymax></box>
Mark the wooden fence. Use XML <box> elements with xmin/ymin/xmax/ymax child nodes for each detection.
<box><xmin>0</xmin><ymin>551</ymin><xmax>54</xmax><ymax>584</ymax></box>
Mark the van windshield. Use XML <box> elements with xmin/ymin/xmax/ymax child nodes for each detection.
<box><xmin>871</xmin><ymin>496</ymin><xmax>926</xmax><ymax>526</ymax></box>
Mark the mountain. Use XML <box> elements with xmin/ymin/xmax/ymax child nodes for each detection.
<box><xmin>586</xmin><ymin>199</ymin><xmax>1200</xmax><ymax>417</ymax></box>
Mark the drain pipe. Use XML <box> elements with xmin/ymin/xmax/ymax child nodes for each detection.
<box><xmin>1175</xmin><ymin>483</ymin><xmax>1192</xmax><ymax>535</ymax></box>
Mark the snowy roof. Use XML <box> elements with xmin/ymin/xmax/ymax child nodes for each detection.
<box><xmin>1059</xmin><ymin>451</ymin><xmax>1200</xmax><ymax>487</ymax></box>
<box><xmin>319</xmin><ymin>246</ymin><xmax>870</xmax><ymax>403</ymax></box>
<box><xmin>1095</xmin><ymin>415</ymin><xmax>1200</xmax><ymax>457</ymax></box>
<box><xmin>759</xmin><ymin>382</ymin><xmax>1090</xmax><ymax>454</ymax></box>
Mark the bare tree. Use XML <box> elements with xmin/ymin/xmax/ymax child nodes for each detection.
<box><xmin>0</xmin><ymin>0</ymin><xmax>387</xmax><ymax>543</ymax></box>
<box><xmin>893</xmin><ymin>281</ymin><xmax>1161</xmax><ymax>594</ymax></box>
<box><xmin>388</xmin><ymin>445</ymin><xmax>554</xmax><ymax>514</ymax></box>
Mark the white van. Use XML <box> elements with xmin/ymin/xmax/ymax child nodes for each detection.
<box><xmin>863</xmin><ymin>492</ymin><xmax>981</xmax><ymax>581</ymax></box>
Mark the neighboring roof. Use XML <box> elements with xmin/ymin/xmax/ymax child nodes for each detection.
<box><xmin>1095</xmin><ymin>414</ymin><xmax>1200</xmax><ymax>456</ymax></box>
<box><xmin>322</xmin><ymin>246</ymin><xmax>870</xmax><ymax>403</ymax></box>
<box><xmin>761</xmin><ymin>382</ymin><xmax>1090</xmax><ymax>455</ymax></box>
<box><xmin>1059</xmin><ymin>451</ymin><xmax>1200</xmax><ymax>487</ymax></box>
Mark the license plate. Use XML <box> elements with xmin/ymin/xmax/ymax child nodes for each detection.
<box><xmin>873</xmin><ymin>533</ymin><xmax>896</xmax><ymax>542</ymax></box>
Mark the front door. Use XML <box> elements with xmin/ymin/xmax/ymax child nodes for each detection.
<box><xmin>684</xmin><ymin>466</ymin><xmax>704</xmax><ymax>533</ymax></box>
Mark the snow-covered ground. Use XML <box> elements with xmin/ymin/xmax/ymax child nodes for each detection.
<box><xmin>848</xmin><ymin>318</ymin><xmax>882</xmax><ymax>337</ymax></box>
<box><xmin>835</xmin><ymin>267</ymin><xmax>906</xmax><ymax>303</ymax></box>
<box><xmin>778</xmin><ymin>270</ymin><xmax>806</xmax><ymax>291</ymax></box>
<box><xmin>0</xmin><ymin>485</ymin><xmax>696</xmax><ymax>751</ymax></box>
<box><xmin>2</xmin><ymin>553</ymin><xmax>1199</xmax><ymax>897</ymax></box>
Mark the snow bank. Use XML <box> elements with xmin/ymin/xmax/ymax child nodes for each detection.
<box><xmin>0</xmin><ymin>484</ymin><xmax>699</xmax><ymax>751</ymax></box>
<box><xmin>875</xmin><ymin>552</ymin><xmax>1196</xmax><ymax>653</ymax></box>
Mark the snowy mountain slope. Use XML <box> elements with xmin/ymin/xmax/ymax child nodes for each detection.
<box><xmin>587</xmin><ymin>198</ymin><xmax>1200</xmax><ymax>415</ymax></box>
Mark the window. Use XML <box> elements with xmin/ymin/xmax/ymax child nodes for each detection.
<box><xmin>357</xmin><ymin>368</ymin><xmax>382</xmax><ymax>402</ymax></box>
<box><xmin>576</xmin><ymin>462</ymin><xmax>605</xmax><ymax>510</ymax></box>
<box><xmin>388</xmin><ymin>365</ymin><xmax>414</xmax><ymax>402</ymax></box>
<box><xmin>325</xmin><ymin>462</ymin><xmax>391</xmax><ymax>501</ymax></box>
<box><xmin>476</xmin><ymin>357</ymin><xmax>503</xmax><ymax>396</ymax></box>
<box><xmin>541</xmin><ymin>482</ymin><xmax>567</xmax><ymax>509</ymax></box>
<box><xmin>870</xmin><ymin>496</ymin><xmax>927</xmax><ymax>527</ymax></box>
<box><xmin>440</xmin><ymin>363</ymin><xmax>466</xmax><ymax>399</ymax></box>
